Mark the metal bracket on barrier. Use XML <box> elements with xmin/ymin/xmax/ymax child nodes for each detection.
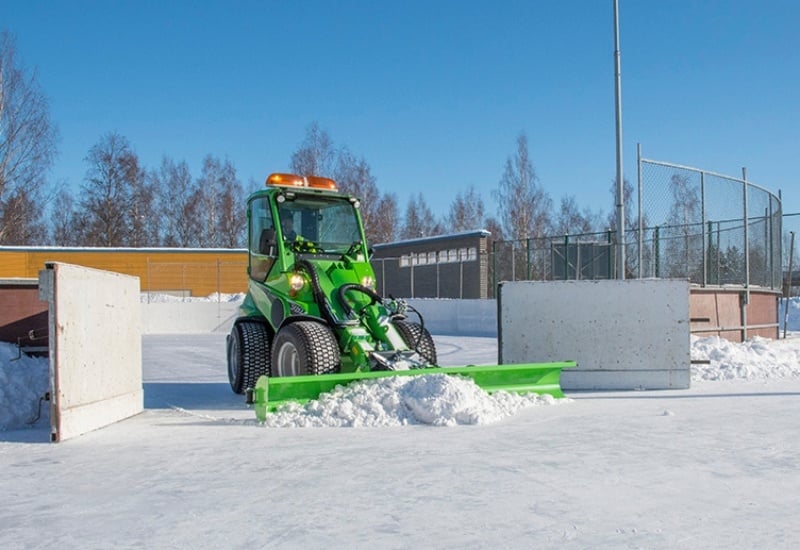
<box><xmin>11</xmin><ymin>327</ymin><xmax>49</xmax><ymax>361</ymax></box>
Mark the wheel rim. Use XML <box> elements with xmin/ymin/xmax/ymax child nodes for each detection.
<box><xmin>275</xmin><ymin>341</ymin><xmax>301</xmax><ymax>376</ymax></box>
<box><xmin>227</xmin><ymin>332</ymin><xmax>240</xmax><ymax>383</ymax></box>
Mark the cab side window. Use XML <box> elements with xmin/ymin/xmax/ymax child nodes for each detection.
<box><xmin>249</xmin><ymin>198</ymin><xmax>276</xmax><ymax>281</ymax></box>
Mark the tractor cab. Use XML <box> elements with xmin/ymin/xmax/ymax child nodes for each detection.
<box><xmin>247</xmin><ymin>173</ymin><xmax>370</xmax><ymax>282</ymax></box>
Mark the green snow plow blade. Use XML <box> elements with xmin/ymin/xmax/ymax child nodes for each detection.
<box><xmin>249</xmin><ymin>361</ymin><xmax>576</xmax><ymax>421</ymax></box>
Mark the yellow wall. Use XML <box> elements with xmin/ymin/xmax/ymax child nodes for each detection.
<box><xmin>0</xmin><ymin>248</ymin><xmax>249</xmax><ymax>297</ymax></box>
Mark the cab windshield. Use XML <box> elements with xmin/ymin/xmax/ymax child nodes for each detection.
<box><xmin>277</xmin><ymin>195</ymin><xmax>363</xmax><ymax>255</ymax></box>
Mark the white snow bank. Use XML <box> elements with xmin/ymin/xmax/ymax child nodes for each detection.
<box><xmin>261</xmin><ymin>373</ymin><xmax>562</xmax><ymax>428</ymax></box>
<box><xmin>140</xmin><ymin>292</ymin><xmax>245</xmax><ymax>303</ymax></box>
<box><xmin>3</xmin><ymin>297</ymin><xmax>800</xmax><ymax>431</ymax></box>
<box><xmin>691</xmin><ymin>335</ymin><xmax>800</xmax><ymax>381</ymax></box>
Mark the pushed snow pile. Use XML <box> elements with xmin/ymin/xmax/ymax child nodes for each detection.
<box><xmin>691</xmin><ymin>336</ymin><xmax>800</xmax><ymax>381</ymax></box>
<box><xmin>261</xmin><ymin>373</ymin><xmax>562</xmax><ymax>428</ymax></box>
<box><xmin>0</xmin><ymin>343</ymin><xmax>50</xmax><ymax>431</ymax></box>
<box><xmin>140</xmin><ymin>292</ymin><xmax>245</xmax><ymax>303</ymax></box>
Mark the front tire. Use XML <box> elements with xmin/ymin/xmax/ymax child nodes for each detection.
<box><xmin>271</xmin><ymin>321</ymin><xmax>340</xmax><ymax>377</ymax></box>
<box><xmin>227</xmin><ymin>320</ymin><xmax>271</xmax><ymax>394</ymax></box>
<box><xmin>393</xmin><ymin>320</ymin><xmax>437</xmax><ymax>365</ymax></box>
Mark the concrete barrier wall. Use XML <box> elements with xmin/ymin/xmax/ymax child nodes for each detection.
<box><xmin>498</xmin><ymin>280</ymin><xmax>691</xmax><ymax>391</ymax></box>
<box><xmin>404</xmin><ymin>299</ymin><xmax>497</xmax><ymax>337</ymax></box>
<box><xmin>141</xmin><ymin>299</ymin><xmax>498</xmax><ymax>337</ymax></box>
<box><xmin>40</xmin><ymin>263</ymin><xmax>143</xmax><ymax>442</ymax></box>
<box><xmin>141</xmin><ymin>302</ymin><xmax>242</xmax><ymax>334</ymax></box>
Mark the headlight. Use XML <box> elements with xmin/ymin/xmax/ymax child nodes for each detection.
<box><xmin>289</xmin><ymin>273</ymin><xmax>305</xmax><ymax>292</ymax></box>
<box><xmin>361</xmin><ymin>276</ymin><xmax>376</xmax><ymax>290</ymax></box>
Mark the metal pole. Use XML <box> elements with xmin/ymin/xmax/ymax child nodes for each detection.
<box><xmin>492</xmin><ymin>240</ymin><xmax>497</xmax><ymax>298</ymax></box>
<box><xmin>654</xmin><ymin>226</ymin><xmax>660</xmax><ymax>278</ymax></box>
<box><xmin>637</xmin><ymin>143</ymin><xmax>643</xmax><ymax>278</ymax></box>
<box><xmin>436</xmin><ymin>260</ymin><xmax>440</xmax><ymax>298</ymax></box>
<box><xmin>785</xmin><ymin>231</ymin><xmax>795</xmax><ymax>339</ymax></box>
<box><xmin>526</xmin><ymin>238</ymin><xmax>532</xmax><ymax>280</ymax></box>
<box><xmin>701</xmin><ymin>172</ymin><xmax>707</xmax><ymax>286</ymax></box>
<box><xmin>742</xmin><ymin>167</ymin><xmax>750</xmax><ymax>341</ymax></box>
<box><xmin>613</xmin><ymin>0</ymin><xmax>626</xmax><ymax>279</ymax></box>
<box><xmin>146</xmin><ymin>257</ymin><xmax>151</xmax><ymax>303</ymax></box>
<box><xmin>511</xmin><ymin>241</ymin><xmax>516</xmax><ymax>281</ymax></box>
<box><xmin>459</xmin><ymin>261</ymin><xmax>464</xmax><ymax>299</ymax></box>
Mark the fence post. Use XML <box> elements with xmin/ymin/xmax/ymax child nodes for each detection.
<box><xmin>766</xmin><ymin>206</ymin><xmax>772</xmax><ymax>289</ymax></box>
<box><xmin>654</xmin><ymin>226</ymin><xmax>660</xmax><ymax>278</ymax></box>
<box><xmin>784</xmin><ymin>231</ymin><xmax>796</xmax><ymax>339</ymax></box>
<box><xmin>146</xmin><ymin>258</ymin><xmax>151</xmax><ymax>303</ymax></box>
<box><xmin>492</xmin><ymin>240</ymin><xmax>497</xmax><ymax>298</ymax></box>
<box><xmin>436</xmin><ymin>260</ymin><xmax>440</xmax><ymax>298</ymax></box>
<box><xmin>383</xmin><ymin>259</ymin><xmax>387</xmax><ymax>296</ymax></box>
<box><xmin>511</xmin><ymin>241</ymin><xmax>516</xmax><ymax>281</ymax></box>
<box><xmin>700</xmin><ymin>171</ymin><xmax>707</xmax><ymax>286</ymax></box>
<box><xmin>526</xmin><ymin>238</ymin><xmax>531</xmax><ymax>280</ymax></box>
<box><xmin>637</xmin><ymin>143</ymin><xmax>643</xmax><ymax>278</ymax></box>
<box><xmin>459</xmin><ymin>261</ymin><xmax>464</xmax><ymax>299</ymax></box>
<box><xmin>742</xmin><ymin>168</ymin><xmax>750</xmax><ymax>341</ymax></box>
<box><xmin>706</xmin><ymin>221</ymin><xmax>714</xmax><ymax>284</ymax></box>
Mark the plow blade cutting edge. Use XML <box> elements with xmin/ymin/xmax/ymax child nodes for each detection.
<box><xmin>250</xmin><ymin>361</ymin><xmax>577</xmax><ymax>421</ymax></box>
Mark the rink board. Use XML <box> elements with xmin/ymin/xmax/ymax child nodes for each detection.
<box><xmin>498</xmin><ymin>279</ymin><xmax>691</xmax><ymax>390</ymax></box>
<box><xmin>40</xmin><ymin>263</ymin><xmax>143</xmax><ymax>442</ymax></box>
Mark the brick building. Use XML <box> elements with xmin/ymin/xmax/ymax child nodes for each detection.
<box><xmin>370</xmin><ymin>230</ymin><xmax>492</xmax><ymax>299</ymax></box>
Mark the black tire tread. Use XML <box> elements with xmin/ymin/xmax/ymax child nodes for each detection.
<box><xmin>228</xmin><ymin>319</ymin><xmax>271</xmax><ymax>394</ymax></box>
<box><xmin>273</xmin><ymin>321</ymin><xmax>340</xmax><ymax>376</ymax></box>
<box><xmin>392</xmin><ymin>320</ymin><xmax>437</xmax><ymax>365</ymax></box>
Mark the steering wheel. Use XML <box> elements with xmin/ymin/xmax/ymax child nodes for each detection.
<box><xmin>290</xmin><ymin>239</ymin><xmax>321</xmax><ymax>254</ymax></box>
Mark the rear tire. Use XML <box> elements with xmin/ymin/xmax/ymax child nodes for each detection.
<box><xmin>227</xmin><ymin>320</ymin><xmax>271</xmax><ymax>394</ymax></box>
<box><xmin>393</xmin><ymin>320</ymin><xmax>437</xmax><ymax>365</ymax></box>
<box><xmin>271</xmin><ymin>321</ymin><xmax>340</xmax><ymax>376</ymax></box>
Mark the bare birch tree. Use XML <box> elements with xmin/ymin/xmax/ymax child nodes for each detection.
<box><xmin>493</xmin><ymin>133</ymin><xmax>552</xmax><ymax>242</ymax></box>
<box><xmin>401</xmin><ymin>193</ymin><xmax>442</xmax><ymax>239</ymax></box>
<box><xmin>151</xmin><ymin>157</ymin><xmax>194</xmax><ymax>246</ymax></box>
<box><xmin>79</xmin><ymin>132</ymin><xmax>141</xmax><ymax>246</ymax></box>
<box><xmin>0</xmin><ymin>31</ymin><xmax>59</xmax><ymax>244</ymax></box>
<box><xmin>290</xmin><ymin>121</ymin><xmax>336</xmax><ymax>177</ymax></box>
<box><xmin>445</xmin><ymin>185</ymin><xmax>486</xmax><ymax>233</ymax></box>
<box><xmin>371</xmin><ymin>193</ymin><xmax>399</xmax><ymax>244</ymax></box>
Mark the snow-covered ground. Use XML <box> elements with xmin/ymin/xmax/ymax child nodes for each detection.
<box><xmin>1</xmin><ymin>299</ymin><xmax>799</xmax><ymax>548</ymax></box>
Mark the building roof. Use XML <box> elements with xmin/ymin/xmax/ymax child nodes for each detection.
<box><xmin>373</xmin><ymin>229</ymin><xmax>491</xmax><ymax>250</ymax></box>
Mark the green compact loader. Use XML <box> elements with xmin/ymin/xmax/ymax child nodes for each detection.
<box><xmin>227</xmin><ymin>173</ymin><xmax>574</xmax><ymax>420</ymax></box>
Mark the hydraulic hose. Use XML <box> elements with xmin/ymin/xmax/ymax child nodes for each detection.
<box><xmin>294</xmin><ymin>259</ymin><xmax>339</xmax><ymax>327</ymax></box>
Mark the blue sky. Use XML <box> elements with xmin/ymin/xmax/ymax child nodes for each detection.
<box><xmin>4</xmin><ymin>0</ymin><xmax>799</xmax><ymax>227</ymax></box>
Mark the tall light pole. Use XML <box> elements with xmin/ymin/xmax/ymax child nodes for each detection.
<box><xmin>613</xmin><ymin>0</ymin><xmax>626</xmax><ymax>279</ymax></box>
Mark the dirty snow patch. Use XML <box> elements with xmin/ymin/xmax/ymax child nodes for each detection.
<box><xmin>261</xmin><ymin>373</ymin><xmax>564</xmax><ymax>428</ymax></box>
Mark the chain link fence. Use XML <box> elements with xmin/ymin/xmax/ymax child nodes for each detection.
<box><xmin>638</xmin><ymin>158</ymin><xmax>782</xmax><ymax>290</ymax></box>
<box><xmin>482</xmin><ymin>158</ymin><xmax>784</xmax><ymax>296</ymax></box>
